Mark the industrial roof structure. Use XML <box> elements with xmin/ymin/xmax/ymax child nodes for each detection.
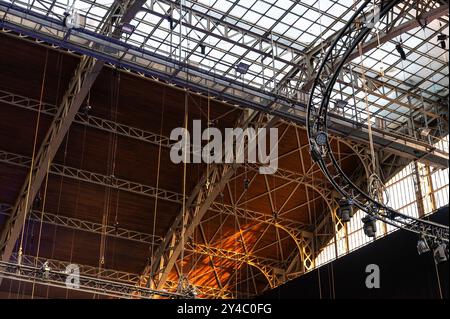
<box><xmin>0</xmin><ymin>0</ymin><xmax>448</xmax><ymax>299</ymax></box>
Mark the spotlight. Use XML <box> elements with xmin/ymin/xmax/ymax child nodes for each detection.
<box><xmin>315</xmin><ymin>131</ymin><xmax>328</xmax><ymax>146</ymax></box>
<box><xmin>395</xmin><ymin>42</ymin><xmax>407</xmax><ymax>60</ymax></box>
<box><xmin>417</xmin><ymin>236</ymin><xmax>430</xmax><ymax>255</ymax></box>
<box><xmin>418</xmin><ymin>127</ymin><xmax>431</xmax><ymax>137</ymax></box>
<box><xmin>310</xmin><ymin>143</ymin><xmax>322</xmax><ymax>163</ymax></box>
<box><xmin>81</xmin><ymin>104</ymin><xmax>92</xmax><ymax>116</ymax></box>
<box><xmin>40</xmin><ymin>260</ymin><xmax>51</xmax><ymax>279</ymax></box>
<box><xmin>437</xmin><ymin>34</ymin><xmax>447</xmax><ymax>49</ymax></box>
<box><xmin>120</xmin><ymin>23</ymin><xmax>135</xmax><ymax>34</ymax></box>
<box><xmin>362</xmin><ymin>215</ymin><xmax>377</xmax><ymax>238</ymax></box>
<box><xmin>334</xmin><ymin>99</ymin><xmax>347</xmax><ymax>110</ymax></box>
<box><xmin>199</xmin><ymin>43</ymin><xmax>206</xmax><ymax>55</ymax></box>
<box><xmin>243</xmin><ymin>178</ymin><xmax>250</xmax><ymax>190</ymax></box>
<box><xmin>166</xmin><ymin>9</ymin><xmax>175</xmax><ymax>30</ymax></box>
<box><xmin>337</xmin><ymin>198</ymin><xmax>353</xmax><ymax>223</ymax></box>
<box><xmin>433</xmin><ymin>242</ymin><xmax>449</xmax><ymax>264</ymax></box>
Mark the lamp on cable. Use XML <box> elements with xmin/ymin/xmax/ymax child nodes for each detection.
<box><xmin>395</xmin><ymin>39</ymin><xmax>407</xmax><ymax>61</ymax></box>
<box><xmin>362</xmin><ymin>215</ymin><xmax>377</xmax><ymax>238</ymax></box>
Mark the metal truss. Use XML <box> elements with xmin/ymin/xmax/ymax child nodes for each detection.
<box><xmin>0</xmin><ymin>148</ymin><xmax>309</xmax><ymax>234</ymax></box>
<box><xmin>0</xmin><ymin>203</ymin><xmax>161</xmax><ymax>246</ymax></box>
<box><xmin>306</xmin><ymin>0</ymin><xmax>449</xmax><ymax>245</ymax></box>
<box><xmin>0</xmin><ymin>0</ymin><xmax>147</xmax><ymax>267</ymax></box>
<box><xmin>0</xmin><ymin>203</ymin><xmax>267</xmax><ymax>297</ymax></box>
<box><xmin>0</xmin><ymin>1</ymin><xmax>447</xmax><ymax>169</ymax></box>
<box><xmin>186</xmin><ymin>242</ymin><xmax>284</xmax><ymax>289</ymax></box>
<box><xmin>6</xmin><ymin>253</ymin><xmax>238</xmax><ymax>299</ymax></box>
<box><xmin>0</xmin><ymin>258</ymin><xmax>186</xmax><ymax>299</ymax></box>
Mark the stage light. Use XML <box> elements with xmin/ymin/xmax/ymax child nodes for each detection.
<box><xmin>417</xmin><ymin>236</ymin><xmax>430</xmax><ymax>255</ymax></box>
<box><xmin>433</xmin><ymin>242</ymin><xmax>448</xmax><ymax>264</ymax></box>
<box><xmin>120</xmin><ymin>23</ymin><xmax>135</xmax><ymax>34</ymax></box>
<box><xmin>166</xmin><ymin>9</ymin><xmax>175</xmax><ymax>30</ymax></box>
<box><xmin>437</xmin><ymin>34</ymin><xmax>447</xmax><ymax>49</ymax></box>
<box><xmin>395</xmin><ymin>42</ymin><xmax>407</xmax><ymax>60</ymax></box>
<box><xmin>337</xmin><ymin>198</ymin><xmax>353</xmax><ymax>223</ymax></box>
<box><xmin>362</xmin><ymin>215</ymin><xmax>377</xmax><ymax>238</ymax></box>
<box><xmin>315</xmin><ymin>131</ymin><xmax>328</xmax><ymax>146</ymax></box>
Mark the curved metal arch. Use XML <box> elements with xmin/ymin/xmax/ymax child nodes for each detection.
<box><xmin>306</xmin><ymin>0</ymin><xmax>449</xmax><ymax>243</ymax></box>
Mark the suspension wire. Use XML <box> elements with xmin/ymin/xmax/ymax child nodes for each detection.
<box><xmin>31</xmin><ymin>154</ymin><xmax>51</xmax><ymax>299</ymax></box>
<box><xmin>17</xmin><ymin>49</ymin><xmax>49</xmax><ymax>266</ymax></box>
<box><xmin>180</xmin><ymin>91</ymin><xmax>189</xmax><ymax>281</ymax></box>
<box><xmin>150</xmin><ymin>87</ymin><xmax>166</xmax><ymax>277</ymax></box>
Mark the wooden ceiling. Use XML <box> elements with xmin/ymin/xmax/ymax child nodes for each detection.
<box><xmin>0</xmin><ymin>33</ymin><xmax>363</xmax><ymax>298</ymax></box>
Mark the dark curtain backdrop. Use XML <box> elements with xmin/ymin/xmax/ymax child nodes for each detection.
<box><xmin>260</xmin><ymin>205</ymin><xmax>449</xmax><ymax>299</ymax></box>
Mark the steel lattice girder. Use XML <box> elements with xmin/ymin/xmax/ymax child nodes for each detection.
<box><xmin>0</xmin><ymin>148</ymin><xmax>312</xmax><ymax>236</ymax></box>
<box><xmin>0</xmin><ymin>203</ymin><xmax>284</xmax><ymax>294</ymax></box>
<box><xmin>0</xmin><ymin>0</ymin><xmax>147</xmax><ymax>268</ymax></box>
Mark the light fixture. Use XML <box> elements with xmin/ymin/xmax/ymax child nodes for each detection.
<box><xmin>418</xmin><ymin>127</ymin><xmax>431</xmax><ymax>137</ymax></box>
<box><xmin>310</xmin><ymin>143</ymin><xmax>322</xmax><ymax>163</ymax></box>
<box><xmin>33</xmin><ymin>193</ymin><xmax>42</xmax><ymax>209</ymax></box>
<box><xmin>417</xmin><ymin>236</ymin><xmax>430</xmax><ymax>255</ymax></box>
<box><xmin>362</xmin><ymin>215</ymin><xmax>377</xmax><ymax>238</ymax></box>
<box><xmin>437</xmin><ymin>34</ymin><xmax>447</xmax><ymax>49</ymax></box>
<box><xmin>334</xmin><ymin>99</ymin><xmax>347</xmax><ymax>109</ymax></box>
<box><xmin>120</xmin><ymin>23</ymin><xmax>135</xmax><ymax>34</ymax></box>
<box><xmin>199</xmin><ymin>43</ymin><xmax>206</xmax><ymax>55</ymax></box>
<box><xmin>433</xmin><ymin>242</ymin><xmax>448</xmax><ymax>264</ymax></box>
<box><xmin>337</xmin><ymin>198</ymin><xmax>353</xmax><ymax>223</ymax></box>
<box><xmin>166</xmin><ymin>9</ymin><xmax>175</xmax><ymax>30</ymax></box>
<box><xmin>395</xmin><ymin>42</ymin><xmax>407</xmax><ymax>60</ymax></box>
<box><xmin>315</xmin><ymin>131</ymin><xmax>328</xmax><ymax>146</ymax></box>
<box><xmin>236</xmin><ymin>62</ymin><xmax>250</xmax><ymax>74</ymax></box>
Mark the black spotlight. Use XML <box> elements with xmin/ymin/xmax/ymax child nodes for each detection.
<box><xmin>433</xmin><ymin>242</ymin><xmax>449</xmax><ymax>264</ymax></box>
<box><xmin>437</xmin><ymin>34</ymin><xmax>447</xmax><ymax>49</ymax></box>
<box><xmin>315</xmin><ymin>131</ymin><xmax>328</xmax><ymax>146</ymax></box>
<box><xmin>310</xmin><ymin>144</ymin><xmax>322</xmax><ymax>163</ymax></box>
<box><xmin>81</xmin><ymin>104</ymin><xmax>92</xmax><ymax>116</ymax></box>
<box><xmin>362</xmin><ymin>215</ymin><xmax>377</xmax><ymax>238</ymax></box>
<box><xmin>199</xmin><ymin>43</ymin><xmax>206</xmax><ymax>55</ymax></box>
<box><xmin>337</xmin><ymin>198</ymin><xmax>353</xmax><ymax>223</ymax></box>
<box><xmin>395</xmin><ymin>42</ymin><xmax>407</xmax><ymax>60</ymax></box>
<box><xmin>417</xmin><ymin>236</ymin><xmax>430</xmax><ymax>255</ymax></box>
<box><xmin>243</xmin><ymin>178</ymin><xmax>250</xmax><ymax>190</ymax></box>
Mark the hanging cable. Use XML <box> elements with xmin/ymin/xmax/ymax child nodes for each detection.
<box><xmin>17</xmin><ymin>49</ymin><xmax>49</xmax><ymax>267</ymax></box>
<box><xmin>150</xmin><ymin>87</ymin><xmax>166</xmax><ymax>274</ymax></box>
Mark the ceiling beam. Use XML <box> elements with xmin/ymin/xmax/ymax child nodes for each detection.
<box><xmin>0</xmin><ymin>0</ymin><xmax>146</xmax><ymax>266</ymax></box>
